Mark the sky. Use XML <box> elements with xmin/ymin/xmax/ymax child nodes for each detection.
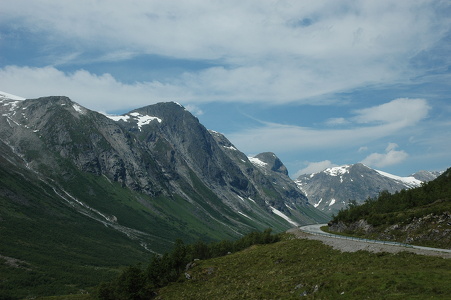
<box><xmin>1</xmin><ymin>0</ymin><xmax>450</xmax><ymax>178</ymax></box>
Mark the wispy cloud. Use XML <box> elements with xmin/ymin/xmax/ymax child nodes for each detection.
<box><xmin>227</xmin><ymin>98</ymin><xmax>431</xmax><ymax>154</ymax></box>
<box><xmin>294</xmin><ymin>160</ymin><xmax>338</xmax><ymax>177</ymax></box>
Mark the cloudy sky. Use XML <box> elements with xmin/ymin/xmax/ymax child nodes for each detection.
<box><xmin>1</xmin><ymin>0</ymin><xmax>450</xmax><ymax>178</ymax></box>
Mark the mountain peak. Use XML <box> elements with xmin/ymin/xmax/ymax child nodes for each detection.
<box><xmin>253</xmin><ymin>152</ymin><xmax>289</xmax><ymax>176</ymax></box>
<box><xmin>295</xmin><ymin>163</ymin><xmax>441</xmax><ymax>215</ymax></box>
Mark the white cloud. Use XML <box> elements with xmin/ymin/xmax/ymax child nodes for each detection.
<box><xmin>294</xmin><ymin>160</ymin><xmax>338</xmax><ymax>177</ymax></box>
<box><xmin>0</xmin><ymin>1</ymin><xmax>449</xmax><ymax>107</ymax></box>
<box><xmin>0</xmin><ymin>66</ymin><xmax>186</xmax><ymax>112</ymax></box>
<box><xmin>185</xmin><ymin>104</ymin><xmax>204</xmax><ymax>116</ymax></box>
<box><xmin>325</xmin><ymin>117</ymin><xmax>350</xmax><ymax>126</ymax></box>
<box><xmin>385</xmin><ymin>142</ymin><xmax>399</xmax><ymax>152</ymax></box>
<box><xmin>358</xmin><ymin>146</ymin><xmax>368</xmax><ymax>152</ymax></box>
<box><xmin>352</xmin><ymin>98</ymin><xmax>430</xmax><ymax>126</ymax></box>
<box><xmin>361</xmin><ymin>143</ymin><xmax>409</xmax><ymax>167</ymax></box>
<box><xmin>228</xmin><ymin>98</ymin><xmax>430</xmax><ymax>154</ymax></box>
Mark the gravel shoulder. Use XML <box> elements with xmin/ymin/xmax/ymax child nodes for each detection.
<box><xmin>287</xmin><ymin>227</ymin><xmax>451</xmax><ymax>259</ymax></box>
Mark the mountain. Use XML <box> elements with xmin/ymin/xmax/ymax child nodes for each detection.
<box><xmin>0</xmin><ymin>95</ymin><xmax>328</xmax><ymax>251</ymax></box>
<box><xmin>294</xmin><ymin>163</ymin><xmax>440</xmax><ymax>215</ymax></box>
<box><xmin>0</xmin><ymin>94</ymin><xmax>329</xmax><ymax>297</ymax></box>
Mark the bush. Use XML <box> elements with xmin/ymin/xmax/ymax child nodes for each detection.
<box><xmin>97</xmin><ymin>228</ymin><xmax>281</xmax><ymax>299</ymax></box>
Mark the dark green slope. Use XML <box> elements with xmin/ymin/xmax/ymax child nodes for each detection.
<box><xmin>0</xmin><ymin>144</ymin><xmax>148</xmax><ymax>298</ymax></box>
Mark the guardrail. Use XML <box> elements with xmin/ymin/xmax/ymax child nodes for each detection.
<box><xmin>299</xmin><ymin>227</ymin><xmax>414</xmax><ymax>248</ymax></box>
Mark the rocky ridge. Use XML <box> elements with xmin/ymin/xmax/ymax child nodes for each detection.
<box><xmin>0</xmin><ymin>95</ymin><xmax>328</xmax><ymax>254</ymax></box>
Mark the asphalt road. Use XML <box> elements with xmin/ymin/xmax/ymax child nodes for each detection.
<box><xmin>299</xmin><ymin>224</ymin><xmax>451</xmax><ymax>254</ymax></box>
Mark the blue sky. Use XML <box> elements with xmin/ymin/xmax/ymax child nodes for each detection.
<box><xmin>1</xmin><ymin>1</ymin><xmax>450</xmax><ymax>178</ymax></box>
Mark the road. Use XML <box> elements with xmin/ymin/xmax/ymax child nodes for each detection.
<box><xmin>294</xmin><ymin>224</ymin><xmax>451</xmax><ymax>257</ymax></box>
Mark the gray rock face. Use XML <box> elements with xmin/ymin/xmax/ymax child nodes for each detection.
<box><xmin>254</xmin><ymin>152</ymin><xmax>289</xmax><ymax>176</ymax></box>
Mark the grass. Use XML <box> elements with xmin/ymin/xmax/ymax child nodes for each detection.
<box><xmin>155</xmin><ymin>234</ymin><xmax>451</xmax><ymax>299</ymax></box>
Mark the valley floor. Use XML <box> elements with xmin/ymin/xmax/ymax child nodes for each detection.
<box><xmin>288</xmin><ymin>227</ymin><xmax>451</xmax><ymax>259</ymax></box>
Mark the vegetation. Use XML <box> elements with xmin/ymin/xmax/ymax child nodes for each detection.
<box><xmin>330</xmin><ymin>168</ymin><xmax>451</xmax><ymax>248</ymax></box>
<box><xmin>152</xmin><ymin>235</ymin><xmax>451</xmax><ymax>299</ymax></box>
<box><xmin>96</xmin><ymin>229</ymin><xmax>280</xmax><ymax>299</ymax></box>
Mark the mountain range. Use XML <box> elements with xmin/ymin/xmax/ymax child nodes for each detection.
<box><xmin>295</xmin><ymin>163</ymin><xmax>442</xmax><ymax>215</ymax></box>
<box><xmin>0</xmin><ymin>93</ymin><xmax>328</xmax><ymax>257</ymax></box>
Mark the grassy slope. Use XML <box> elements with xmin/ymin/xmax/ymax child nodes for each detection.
<box><xmin>156</xmin><ymin>235</ymin><xmax>451</xmax><ymax>300</ymax></box>
<box><xmin>0</xmin><ymin>158</ymin><xmax>151</xmax><ymax>299</ymax></box>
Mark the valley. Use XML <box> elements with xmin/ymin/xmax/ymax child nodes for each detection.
<box><xmin>1</xmin><ymin>93</ymin><xmax>449</xmax><ymax>299</ymax></box>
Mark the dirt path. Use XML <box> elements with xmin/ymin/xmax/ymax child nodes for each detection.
<box><xmin>287</xmin><ymin>227</ymin><xmax>451</xmax><ymax>259</ymax></box>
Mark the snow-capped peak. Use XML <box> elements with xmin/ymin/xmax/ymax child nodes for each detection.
<box><xmin>323</xmin><ymin>165</ymin><xmax>351</xmax><ymax>176</ymax></box>
<box><xmin>0</xmin><ymin>91</ymin><xmax>25</xmax><ymax>101</ymax></box>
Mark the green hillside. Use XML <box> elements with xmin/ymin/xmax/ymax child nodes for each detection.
<box><xmin>154</xmin><ymin>236</ymin><xmax>450</xmax><ymax>299</ymax></box>
<box><xmin>0</xmin><ymin>146</ymin><xmax>291</xmax><ymax>299</ymax></box>
<box><xmin>329</xmin><ymin>167</ymin><xmax>451</xmax><ymax>248</ymax></box>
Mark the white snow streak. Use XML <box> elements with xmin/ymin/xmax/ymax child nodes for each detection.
<box><xmin>237</xmin><ymin>211</ymin><xmax>253</xmax><ymax>220</ymax></box>
<box><xmin>314</xmin><ymin>198</ymin><xmax>323</xmax><ymax>208</ymax></box>
<box><xmin>375</xmin><ymin>169</ymin><xmax>422</xmax><ymax>186</ymax></box>
<box><xmin>270</xmin><ymin>206</ymin><xmax>299</xmax><ymax>226</ymax></box>
<box><xmin>223</xmin><ymin>145</ymin><xmax>237</xmax><ymax>151</ymax></box>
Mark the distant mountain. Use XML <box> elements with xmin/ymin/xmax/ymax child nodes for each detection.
<box><xmin>295</xmin><ymin>163</ymin><xmax>440</xmax><ymax>215</ymax></box>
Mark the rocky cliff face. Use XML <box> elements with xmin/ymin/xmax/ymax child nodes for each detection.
<box><xmin>0</xmin><ymin>95</ymin><xmax>328</xmax><ymax>254</ymax></box>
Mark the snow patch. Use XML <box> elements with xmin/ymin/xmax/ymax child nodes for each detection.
<box><xmin>248</xmin><ymin>157</ymin><xmax>267</xmax><ymax>167</ymax></box>
<box><xmin>314</xmin><ymin>198</ymin><xmax>323</xmax><ymax>208</ymax></box>
<box><xmin>105</xmin><ymin>114</ymin><xmax>130</xmax><ymax>122</ymax></box>
<box><xmin>223</xmin><ymin>145</ymin><xmax>237</xmax><ymax>151</ymax></box>
<box><xmin>270</xmin><ymin>206</ymin><xmax>299</xmax><ymax>226</ymax></box>
<box><xmin>248</xmin><ymin>197</ymin><xmax>256</xmax><ymax>204</ymax></box>
<box><xmin>0</xmin><ymin>91</ymin><xmax>25</xmax><ymax>101</ymax></box>
<box><xmin>129</xmin><ymin>112</ymin><xmax>162</xmax><ymax>130</ymax></box>
<box><xmin>104</xmin><ymin>112</ymin><xmax>162</xmax><ymax>130</ymax></box>
<box><xmin>72</xmin><ymin>103</ymin><xmax>86</xmax><ymax>114</ymax></box>
<box><xmin>375</xmin><ymin>169</ymin><xmax>422</xmax><ymax>187</ymax></box>
<box><xmin>324</xmin><ymin>165</ymin><xmax>350</xmax><ymax>176</ymax></box>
